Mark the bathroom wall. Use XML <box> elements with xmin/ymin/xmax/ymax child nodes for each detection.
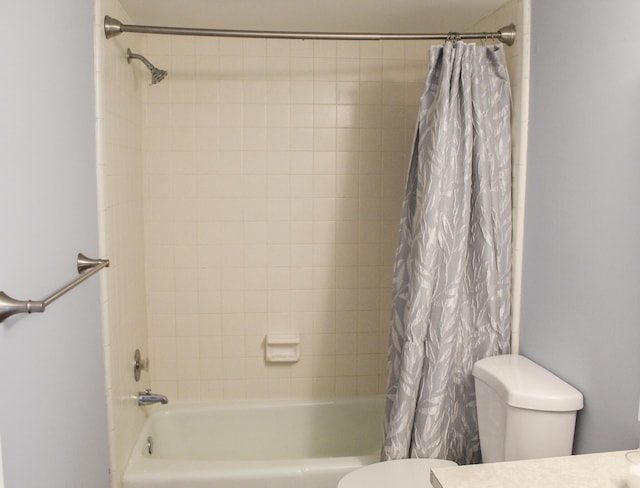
<box><xmin>138</xmin><ymin>0</ymin><xmax>529</xmax><ymax>402</ymax></box>
<box><xmin>140</xmin><ymin>35</ymin><xmax>430</xmax><ymax>401</ymax></box>
<box><xmin>94</xmin><ymin>0</ymin><xmax>148</xmax><ymax>485</ymax></box>
<box><xmin>0</xmin><ymin>0</ymin><xmax>110</xmax><ymax>486</ymax></box>
<box><xmin>520</xmin><ymin>0</ymin><xmax>640</xmax><ymax>452</ymax></box>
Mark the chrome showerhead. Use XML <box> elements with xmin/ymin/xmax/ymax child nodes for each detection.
<box><xmin>126</xmin><ymin>48</ymin><xmax>168</xmax><ymax>85</ymax></box>
<box><xmin>150</xmin><ymin>66</ymin><xmax>168</xmax><ymax>84</ymax></box>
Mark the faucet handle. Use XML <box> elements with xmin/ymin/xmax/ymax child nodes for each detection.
<box><xmin>134</xmin><ymin>349</ymin><xmax>149</xmax><ymax>382</ymax></box>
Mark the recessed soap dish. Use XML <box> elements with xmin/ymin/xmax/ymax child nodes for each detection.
<box><xmin>265</xmin><ymin>333</ymin><xmax>300</xmax><ymax>363</ymax></box>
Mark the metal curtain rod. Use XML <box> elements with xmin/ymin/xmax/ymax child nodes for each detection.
<box><xmin>104</xmin><ymin>16</ymin><xmax>516</xmax><ymax>45</ymax></box>
<box><xmin>0</xmin><ymin>253</ymin><xmax>110</xmax><ymax>323</ymax></box>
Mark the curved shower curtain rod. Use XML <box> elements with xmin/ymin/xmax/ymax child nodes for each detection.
<box><xmin>104</xmin><ymin>16</ymin><xmax>516</xmax><ymax>45</ymax></box>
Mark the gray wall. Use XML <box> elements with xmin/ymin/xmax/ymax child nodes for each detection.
<box><xmin>520</xmin><ymin>0</ymin><xmax>640</xmax><ymax>453</ymax></box>
<box><xmin>0</xmin><ymin>1</ymin><xmax>110</xmax><ymax>486</ymax></box>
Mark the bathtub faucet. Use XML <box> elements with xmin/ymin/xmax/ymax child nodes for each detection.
<box><xmin>138</xmin><ymin>389</ymin><xmax>168</xmax><ymax>406</ymax></box>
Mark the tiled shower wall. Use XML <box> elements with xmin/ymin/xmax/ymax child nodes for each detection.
<box><xmin>140</xmin><ymin>0</ymin><xmax>529</xmax><ymax>402</ymax></box>
<box><xmin>141</xmin><ymin>35</ymin><xmax>429</xmax><ymax>401</ymax></box>
<box><xmin>95</xmin><ymin>0</ymin><xmax>147</xmax><ymax>485</ymax></box>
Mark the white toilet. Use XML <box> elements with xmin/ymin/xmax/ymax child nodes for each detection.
<box><xmin>473</xmin><ymin>353</ymin><xmax>584</xmax><ymax>462</ymax></box>
<box><xmin>337</xmin><ymin>458</ymin><xmax>457</xmax><ymax>488</ymax></box>
<box><xmin>338</xmin><ymin>354</ymin><xmax>584</xmax><ymax>487</ymax></box>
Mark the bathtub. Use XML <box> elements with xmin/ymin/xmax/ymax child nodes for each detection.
<box><xmin>123</xmin><ymin>396</ymin><xmax>385</xmax><ymax>488</ymax></box>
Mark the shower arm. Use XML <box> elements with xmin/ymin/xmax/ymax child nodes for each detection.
<box><xmin>105</xmin><ymin>16</ymin><xmax>516</xmax><ymax>46</ymax></box>
<box><xmin>127</xmin><ymin>49</ymin><xmax>155</xmax><ymax>71</ymax></box>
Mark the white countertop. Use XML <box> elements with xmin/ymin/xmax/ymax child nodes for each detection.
<box><xmin>431</xmin><ymin>451</ymin><xmax>629</xmax><ymax>488</ymax></box>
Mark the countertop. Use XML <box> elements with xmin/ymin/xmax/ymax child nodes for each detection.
<box><xmin>430</xmin><ymin>450</ymin><xmax>629</xmax><ymax>488</ymax></box>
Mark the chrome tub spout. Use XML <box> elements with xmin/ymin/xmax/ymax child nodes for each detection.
<box><xmin>138</xmin><ymin>389</ymin><xmax>168</xmax><ymax>406</ymax></box>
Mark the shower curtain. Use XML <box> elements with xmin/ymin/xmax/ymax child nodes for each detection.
<box><xmin>382</xmin><ymin>42</ymin><xmax>512</xmax><ymax>465</ymax></box>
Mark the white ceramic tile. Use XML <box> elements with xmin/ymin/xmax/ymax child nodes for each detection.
<box><xmin>314</xmin><ymin>81</ymin><xmax>337</xmax><ymax>104</ymax></box>
<box><xmin>267</xmin><ymin>40</ymin><xmax>290</xmax><ymax>58</ymax></box>
<box><xmin>314</xmin><ymin>57</ymin><xmax>337</xmax><ymax>81</ymax></box>
<box><xmin>243</xmin><ymin>39</ymin><xmax>266</xmax><ymax>57</ymax></box>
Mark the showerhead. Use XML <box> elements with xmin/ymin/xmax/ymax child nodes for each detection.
<box><xmin>150</xmin><ymin>66</ymin><xmax>168</xmax><ymax>84</ymax></box>
<box><xmin>126</xmin><ymin>48</ymin><xmax>168</xmax><ymax>85</ymax></box>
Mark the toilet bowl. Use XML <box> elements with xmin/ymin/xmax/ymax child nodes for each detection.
<box><xmin>337</xmin><ymin>458</ymin><xmax>457</xmax><ymax>488</ymax></box>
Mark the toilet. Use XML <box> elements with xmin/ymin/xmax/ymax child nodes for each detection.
<box><xmin>338</xmin><ymin>354</ymin><xmax>583</xmax><ymax>487</ymax></box>
<box><xmin>337</xmin><ymin>458</ymin><xmax>457</xmax><ymax>488</ymax></box>
<box><xmin>473</xmin><ymin>354</ymin><xmax>584</xmax><ymax>462</ymax></box>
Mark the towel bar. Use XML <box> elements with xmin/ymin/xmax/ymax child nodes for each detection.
<box><xmin>0</xmin><ymin>253</ymin><xmax>110</xmax><ymax>323</ymax></box>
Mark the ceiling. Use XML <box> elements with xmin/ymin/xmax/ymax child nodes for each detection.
<box><xmin>118</xmin><ymin>0</ymin><xmax>511</xmax><ymax>34</ymax></box>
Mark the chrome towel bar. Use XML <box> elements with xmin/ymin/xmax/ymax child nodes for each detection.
<box><xmin>0</xmin><ymin>253</ymin><xmax>110</xmax><ymax>323</ymax></box>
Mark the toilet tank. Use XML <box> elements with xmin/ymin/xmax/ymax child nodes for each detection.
<box><xmin>472</xmin><ymin>355</ymin><xmax>583</xmax><ymax>463</ymax></box>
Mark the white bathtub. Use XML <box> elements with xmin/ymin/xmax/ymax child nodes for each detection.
<box><xmin>123</xmin><ymin>396</ymin><xmax>385</xmax><ymax>488</ymax></box>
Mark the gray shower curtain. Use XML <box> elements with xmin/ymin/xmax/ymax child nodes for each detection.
<box><xmin>382</xmin><ymin>42</ymin><xmax>512</xmax><ymax>465</ymax></box>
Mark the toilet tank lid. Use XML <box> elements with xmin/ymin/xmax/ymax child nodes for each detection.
<box><xmin>472</xmin><ymin>355</ymin><xmax>584</xmax><ymax>412</ymax></box>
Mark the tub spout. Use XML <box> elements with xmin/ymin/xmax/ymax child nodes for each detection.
<box><xmin>138</xmin><ymin>389</ymin><xmax>168</xmax><ymax>406</ymax></box>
